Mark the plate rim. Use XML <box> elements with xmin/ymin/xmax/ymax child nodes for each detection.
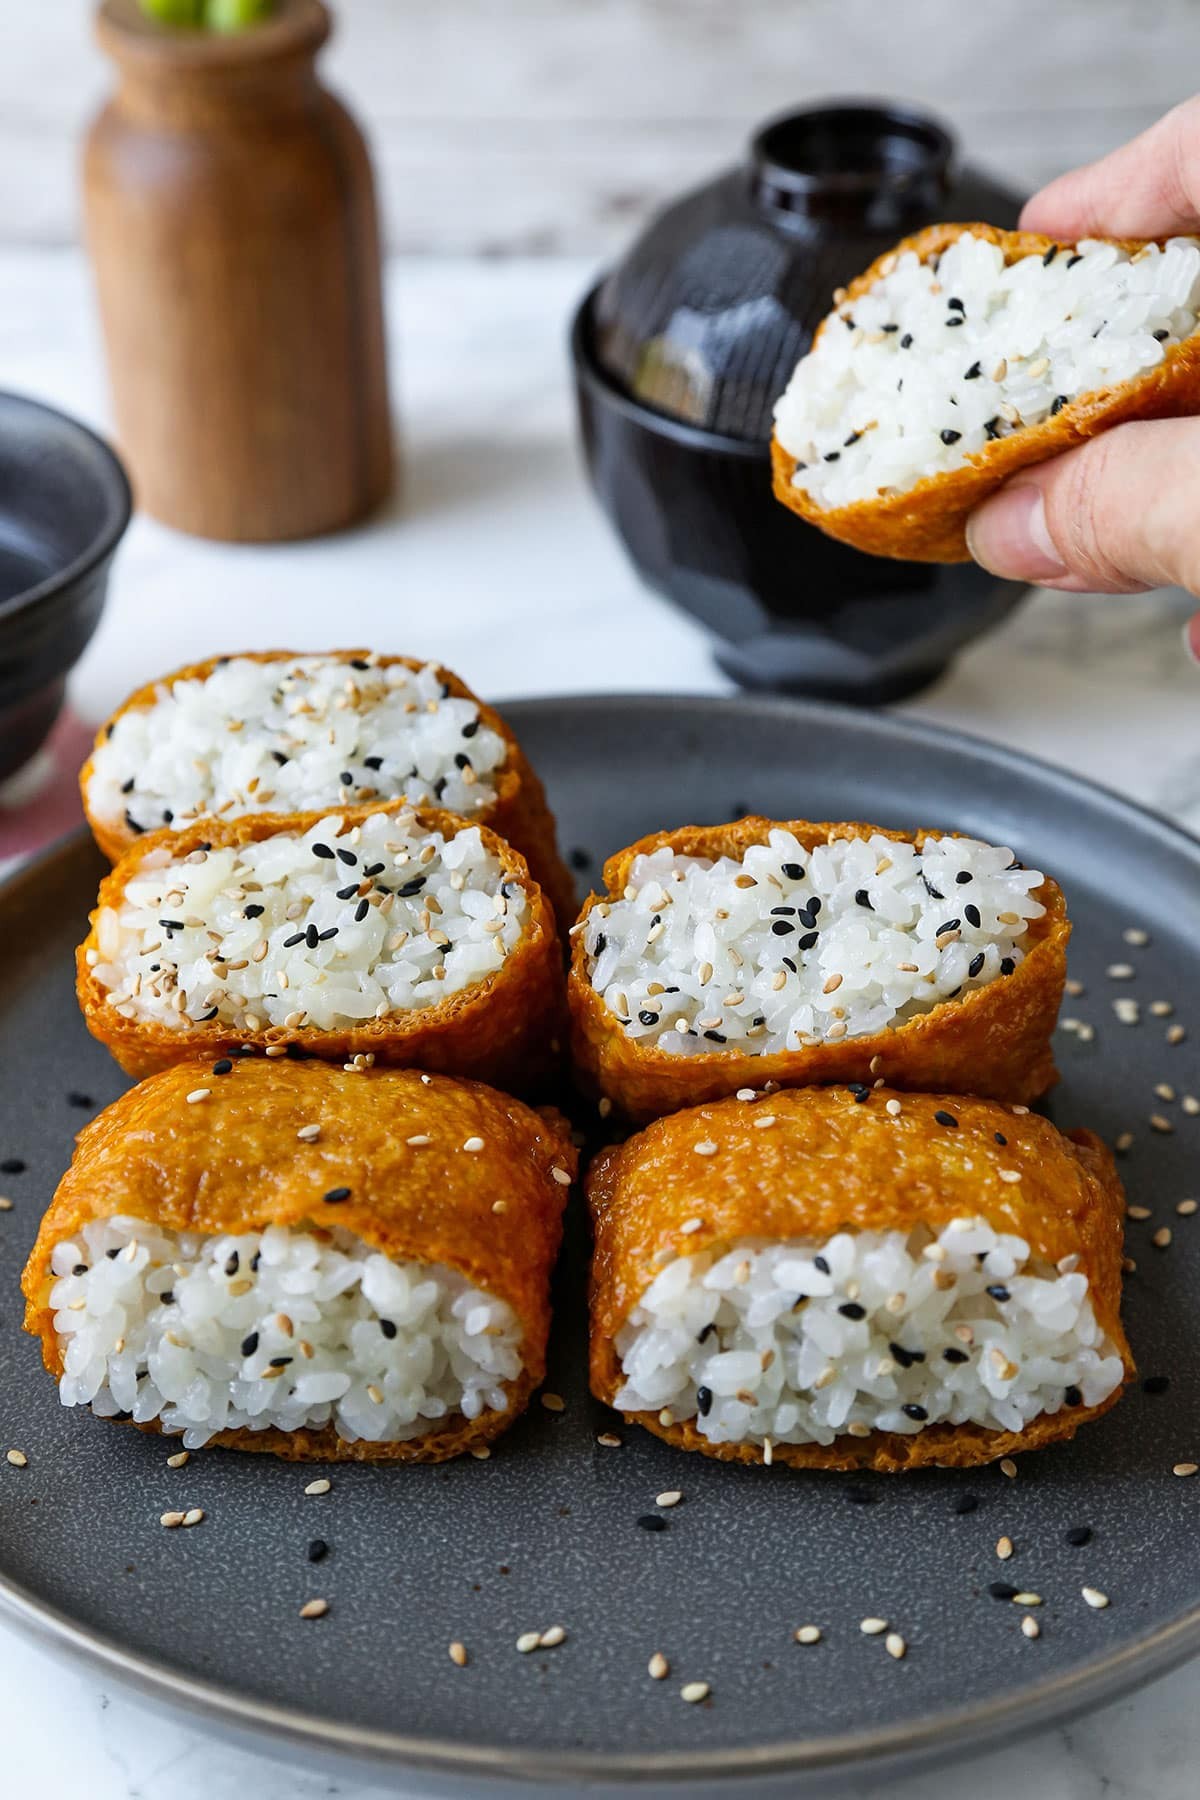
<box><xmin>4</xmin><ymin>689</ymin><xmax>1200</xmax><ymax>1788</ymax></box>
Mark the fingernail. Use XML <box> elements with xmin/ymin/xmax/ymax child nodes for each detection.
<box><xmin>1185</xmin><ymin>617</ymin><xmax>1200</xmax><ymax>666</ymax></box>
<box><xmin>966</xmin><ymin>484</ymin><xmax>1067</xmax><ymax>581</ymax></box>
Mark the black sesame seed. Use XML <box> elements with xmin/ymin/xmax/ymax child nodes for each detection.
<box><xmin>945</xmin><ymin>315</ymin><xmax>964</xmax><ymax>326</ymax></box>
<box><xmin>922</xmin><ymin>874</ymin><xmax>943</xmax><ymax>900</ymax></box>
<box><xmin>987</xmin><ymin>1285</ymin><xmax>1010</xmax><ymax>1302</ymax></box>
<box><xmin>948</xmin><ymin>296</ymin><xmax>965</xmax><ymax>311</ymax></box>
<box><xmin>1051</xmin><ymin>394</ymin><xmax>1068</xmax><ymax>415</ymax></box>
<box><xmin>968</xmin><ymin>953</ymin><xmax>985</xmax><ymax>978</ymax></box>
<box><xmin>1143</xmin><ymin>1374</ymin><xmax>1170</xmax><ymax>1395</ymax></box>
<box><xmin>769</xmin><ymin>906</ymin><xmax>796</xmax><ymax>917</ymax></box>
<box><xmin>994</xmin><ymin>1131</ymin><xmax>1007</xmax><ymax>1145</ymax></box>
<box><xmin>454</xmin><ymin>752</ymin><xmax>472</xmax><ymax>771</ymax></box>
<box><xmin>954</xmin><ymin>1492</ymin><xmax>980</xmax><ymax>1514</ymax></box>
<box><xmin>307</xmin><ymin>1538</ymin><xmax>329</xmax><ymax>1563</ymax></box>
<box><xmin>397</xmin><ymin>878</ymin><xmax>427</xmax><ymax>898</ymax></box>
<box><xmin>637</xmin><ymin>1514</ymin><xmax>668</xmax><ymax>1532</ymax></box>
<box><xmin>902</xmin><ymin>1403</ymin><xmax>929</xmax><ymax>1421</ymax></box>
<box><xmin>989</xmin><ymin>1581</ymin><xmax>1018</xmax><ymax>1601</ymax></box>
<box><xmin>283</xmin><ymin>931</ymin><xmax>305</xmax><ymax>948</ymax></box>
<box><xmin>350</xmin><ymin>657</ymin><xmax>370</xmax><ymax>670</ymax></box>
<box><xmin>1067</xmin><ymin>253</ymin><xmax>1083</xmax><ymax>268</ymax></box>
<box><xmin>823</xmin><ymin>450</ymin><xmax>841</xmax><ymax>462</ymax></box>
<box><xmin>697</xmin><ymin>1323</ymin><xmax>716</xmax><ymax>1345</ymax></box>
<box><xmin>900</xmin><ymin>333</ymin><xmax>913</xmax><ymax>349</ymax></box>
<box><xmin>1065</xmin><ymin>1525</ymin><xmax>1092</xmax><ymax>1546</ymax></box>
<box><xmin>162</xmin><ymin>809</ymin><xmax>174</xmax><ymax>824</ymax></box>
<box><xmin>984</xmin><ymin>417</ymin><xmax>1002</xmax><ymax>439</ymax></box>
<box><xmin>843</xmin><ymin>430</ymin><xmax>861</xmax><ymax>447</ymax></box>
<box><xmin>696</xmin><ymin>1384</ymin><xmax>713</xmax><ymax>1415</ymax></box>
<box><xmin>845</xmin><ymin>1483</ymin><xmax>881</xmax><ymax>1505</ymax></box>
<box><xmin>106</xmin><ymin>1248</ymin><xmax>120</xmax><ymax>1259</ymax></box>
<box><xmin>321</xmin><ymin>928</ymin><xmax>338</xmax><ymax>943</ymax></box>
<box><xmin>311</xmin><ymin>843</ymin><xmax>335</xmax><ymax>860</ymax></box>
<box><xmin>594</xmin><ymin>933</ymin><xmax>608</xmax><ymax>956</ymax></box>
<box><xmin>225</xmin><ymin>1253</ymin><xmax>240</xmax><ymax>1275</ymax></box>
<box><xmin>199</xmin><ymin>1008</ymin><xmax>220</xmax><ymax>1021</ymax></box>
<box><xmin>363</xmin><ymin>754</ymin><xmax>384</xmax><ymax>771</ymax></box>
<box><xmin>1153</xmin><ymin>327</ymin><xmax>1170</xmax><ymax>342</ymax></box>
<box><xmin>251</xmin><ymin>1251</ymin><xmax>262</xmax><ymax>1270</ymax></box>
<box><xmin>936</xmin><ymin>919</ymin><xmax>961</xmax><ymax>936</ymax></box>
<box><xmin>964</xmin><ymin>904</ymin><xmax>982</xmax><ymax>928</ymax></box>
<box><xmin>1000</xmin><ymin>957</ymin><xmax>1015</xmax><ymax>976</ymax></box>
<box><xmin>782</xmin><ymin>957</ymin><xmax>797</xmax><ymax>973</ymax></box>
<box><xmin>72</xmin><ymin>1262</ymin><xmax>88</xmax><ymax>1276</ymax></box>
<box><xmin>934</xmin><ymin>1109</ymin><xmax>958</xmax><ymax>1129</ymax></box>
<box><xmin>771</xmin><ymin>919</ymin><xmax>795</xmax><ymax>936</ymax></box>
<box><xmin>336</xmin><ymin>884</ymin><xmax>359</xmax><ymax>900</ymax></box>
<box><xmin>839</xmin><ymin>1302</ymin><xmax>867</xmax><ymax>1320</ymax></box>
<box><xmin>963</xmin><ymin>362</ymin><xmax>981</xmax><ymax>380</ymax></box>
<box><xmin>323</xmin><ymin>1186</ymin><xmax>352</xmax><ymax>1204</ymax></box>
<box><xmin>212</xmin><ymin>1058</ymin><xmax>234</xmax><ymax>1075</ymax></box>
<box><xmin>813</xmin><ymin>1255</ymin><xmax>830</xmax><ymax>1275</ymax></box>
<box><xmin>0</xmin><ymin>1158</ymin><xmax>25</xmax><ymax>1174</ymax></box>
<box><xmin>305</xmin><ymin>924</ymin><xmax>319</xmax><ymax>950</ymax></box>
<box><xmin>638</xmin><ymin>1010</ymin><xmax>658</xmax><ymax>1027</ymax></box>
<box><xmin>125</xmin><ymin>810</ymin><xmax>145</xmax><ymax>834</ymax></box>
<box><xmin>285</xmin><ymin>1043</ymin><xmax>313</xmax><ymax>1061</ymax></box>
<box><xmin>703</xmin><ymin>1029</ymin><xmax>726</xmax><ymax>1043</ymax></box>
<box><xmin>336</xmin><ymin>848</ymin><xmax>358</xmax><ymax>867</ymax></box>
<box><xmin>433</xmin><ymin>776</ymin><xmax>447</xmax><ymax>800</ymax></box>
<box><xmin>243</xmin><ymin>903</ymin><xmax>265</xmax><ymax>920</ymax></box>
<box><xmin>943</xmin><ymin>1347</ymin><xmax>969</xmax><ymax>1364</ymax></box>
<box><xmin>848</xmin><ymin>1083</ymin><xmax>870</xmax><ymax>1104</ymax></box>
<box><xmin>797</xmin><ymin>932</ymin><xmax>819</xmax><ymax>951</ymax></box>
<box><xmin>339</xmin><ymin>772</ymin><xmax>354</xmax><ymax>787</ymax></box>
<box><xmin>269</xmin><ymin>1356</ymin><xmax>292</xmax><ymax>1368</ymax></box>
<box><xmin>67</xmin><ymin>1091</ymin><xmax>94</xmax><ymax>1109</ymax></box>
<box><xmin>781</xmin><ymin>862</ymin><xmax>804</xmax><ymax>880</ymax></box>
<box><xmin>1064</xmin><ymin>1385</ymin><xmax>1083</xmax><ymax>1406</ymax></box>
<box><xmin>1043</xmin><ymin>244</ymin><xmax>1059</xmax><ymax>265</ymax></box>
<box><xmin>271</xmin><ymin>750</ymin><xmax>289</xmax><ymax>766</ymax></box>
<box><xmin>121</xmin><ymin>777</ymin><xmax>135</xmax><ymax>794</ymax></box>
<box><xmin>940</xmin><ymin>428</ymin><xmax>962</xmax><ymax>445</ymax></box>
<box><xmin>569</xmin><ymin>847</ymin><xmax>592</xmax><ymax>871</ymax></box>
<box><xmin>161</xmin><ymin>1290</ymin><xmax>174</xmax><ymax>1305</ymax></box>
<box><xmin>855</xmin><ymin>888</ymin><xmax>873</xmax><ymax>909</ymax></box>
<box><xmin>364</xmin><ymin>863</ymin><xmax>386</xmax><ymax>878</ymax></box>
<box><xmin>380</xmin><ymin>1319</ymin><xmax>397</xmax><ymax>1339</ymax></box>
<box><xmin>240</xmin><ymin>1332</ymin><xmax>259</xmax><ymax>1356</ymax></box>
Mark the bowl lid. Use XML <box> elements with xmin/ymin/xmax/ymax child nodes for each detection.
<box><xmin>590</xmin><ymin>101</ymin><xmax>1023</xmax><ymax>442</ymax></box>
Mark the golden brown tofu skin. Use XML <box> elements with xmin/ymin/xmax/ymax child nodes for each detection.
<box><xmin>22</xmin><ymin>1061</ymin><xmax>575</xmax><ymax>1462</ymax></box>
<box><xmin>77</xmin><ymin>807</ymin><xmax>565</xmax><ymax>1089</ymax></box>
<box><xmin>79</xmin><ymin>650</ymin><xmax>577</xmax><ymax>926</ymax></box>
<box><xmin>771</xmin><ymin>223</ymin><xmax>1200</xmax><ymax>562</ymax></box>
<box><xmin>589</xmin><ymin>1086</ymin><xmax>1132</xmax><ymax>1472</ymax></box>
<box><xmin>568</xmin><ymin>817</ymin><xmax>1069</xmax><ymax>1125</ymax></box>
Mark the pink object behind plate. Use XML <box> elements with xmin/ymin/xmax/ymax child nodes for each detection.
<box><xmin>0</xmin><ymin>709</ymin><xmax>93</xmax><ymax>872</ymax></box>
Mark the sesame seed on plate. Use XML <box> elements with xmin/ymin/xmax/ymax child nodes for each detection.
<box><xmin>1124</xmin><ymin>927</ymin><xmax>1150</xmax><ymax>946</ymax></box>
<box><xmin>1127</xmin><ymin>1205</ymin><xmax>1151</xmax><ymax>1220</ymax></box>
<box><xmin>656</xmin><ymin>1490</ymin><xmax>682</xmax><ymax>1508</ymax></box>
<box><xmin>680</xmin><ymin>1681</ymin><xmax>710</xmax><ymax>1704</ymax></box>
<box><xmin>1114</xmin><ymin>998</ymin><xmax>1140</xmax><ymax>1025</ymax></box>
<box><xmin>1183</xmin><ymin>1097</ymin><xmax>1200</xmax><ymax>1115</ymax></box>
<box><xmin>1065</xmin><ymin>978</ymin><xmax>1085</xmax><ymax>997</ymax></box>
<box><xmin>182</xmin><ymin>1507</ymin><xmax>205</xmax><ymax>1527</ymax></box>
<box><xmin>860</xmin><ymin>1617</ymin><xmax>888</xmax><ymax>1635</ymax></box>
<box><xmin>1107</xmin><ymin>963</ymin><xmax>1135</xmax><ymax>980</ymax></box>
<box><xmin>885</xmin><ymin>1633</ymin><xmax>907</xmax><ymax>1660</ymax></box>
<box><xmin>1150</xmin><ymin>1114</ymin><xmax>1174</xmax><ymax>1135</ymax></box>
<box><xmin>304</xmin><ymin>1478</ymin><xmax>331</xmax><ymax>1496</ymax></box>
<box><xmin>1174</xmin><ymin>1462</ymin><xmax>1198</xmax><ymax>1477</ymax></box>
<box><xmin>0</xmin><ymin>1197</ymin><xmax>12</xmax><ymax>1212</ymax></box>
<box><xmin>648</xmin><ymin>1651</ymin><xmax>670</xmax><ymax>1678</ymax></box>
<box><xmin>5</xmin><ymin>1448</ymin><xmax>27</xmax><ymax>1468</ymax></box>
<box><xmin>1153</xmin><ymin>1227</ymin><xmax>1173</xmax><ymax>1248</ymax></box>
<box><xmin>1178</xmin><ymin>1199</ymin><xmax>1198</xmax><ymax>1216</ymax></box>
<box><xmin>996</xmin><ymin>1536</ymin><xmax>1013</xmax><ymax>1560</ymax></box>
<box><xmin>1021</xmin><ymin>1616</ymin><xmax>1041</xmax><ymax>1639</ymax></box>
<box><xmin>1115</xmin><ymin>1130</ymin><xmax>1135</xmax><ymax>1152</ymax></box>
<box><xmin>463</xmin><ymin>1136</ymin><xmax>485</xmax><ymax>1153</ymax></box>
<box><xmin>516</xmin><ymin>1631</ymin><xmax>541</xmax><ymax>1653</ymax></box>
<box><xmin>795</xmin><ymin>1625</ymin><xmax>822</xmax><ymax>1645</ymax></box>
<box><xmin>448</xmin><ymin>1641</ymin><xmax>468</xmax><ymax>1667</ymax></box>
<box><xmin>1013</xmin><ymin>1591</ymin><xmax>1041</xmax><ymax>1606</ymax></box>
<box><xmin>597</xmin><ymin>1432</ymin><xmax>622</xmax><ymax>1448</ymax></box>
<box><xmin>1000</xmin><ymin>1458</ymin><xmax>1018</xmax><ymax>1479</ymax></box>
<box><xmin>160</xmin><ymin>1510</ymin><xmax>185</xmax><ymax>1528</ymax></box>
<box><xmin>1081</xmin><ymin>1587</ymin><xmax>1110</xmax><ymax>1609</ymax></box>
<box><xmin>540</xmin><ymin>1392</ymin><xmax>565</xmax><ymax>1412</ymax></box>
<box><xmin>299</xmin><ymin>1598</ymin><xmax>329</xmax><ymax>1619</ymax></box>
<box><xmin>539</xmin><ymin>1625</ymin><xmax>567</xmax><ymax>1648</ymax></box>
<box><xmin>1168</xmin><ymin>1025</ymin><xmax>1188</xmax><ymax>1046</ymax></box>
<box><xmin>166</xmin><ymin>1450</ymin><xmax>189</xmax><ymax>1468</ymax></box>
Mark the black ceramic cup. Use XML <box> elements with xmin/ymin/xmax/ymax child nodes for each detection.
<box><xmin>0</xmin><ymin>392</ymin><xmax>131</xmax><ymax>781</ymax></box>
<box><xmin>571</xmin><ymin>100</ymin><xmax>1027</xmax><ymax>703</ymax></box>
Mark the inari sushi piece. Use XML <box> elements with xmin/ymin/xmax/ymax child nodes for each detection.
<box><xmin>589</xmin><ymin>1086</ymin><xmax>1132</xmax><ymax>1472</ymax></box>
<box><xmin>78</xmin><ymin>805</ymin><xmax>564</xmax><ymax>1087</ymax></box>
<box><xmin>79</xmin><ymin>650</ymin><xmax>576</xmax><ymax>924</ymax></box>
<box><xmin>771</xmin><ymin>223</ymin><xmax>1200</xmax><ymax>561</ymax></box>
<box><xmin>569</xmin><ymin>817</ymin><xmax>1068</xmax><ymax>1124</ymax></box>
<box><xmin>22</xmin><ymin>1060</ymin><xmax>576</xmax><ymax>1461</ymax></box>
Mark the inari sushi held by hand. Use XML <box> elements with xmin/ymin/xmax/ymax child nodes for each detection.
<box><xmin>79</xmin><ymin>807</ymin><xmax>564</xmax><ymax>1088</ymax></box>
<box><xmin>589</xmin><ymin>1087</ymin><xmax>1131</xmax><ymax>1472</ymax></box>
<box><xmin>771</xmin><ymin>224</ymin><xmax>1200</xmax><ymax>561</ymax></box>
<box><xmin>569</xmin><ymin>817</ymin><xmax>1068</xmax><ymax>1124</ymax></box>
<box><xmin>79</xmin><ymin>651</ymin><xmax>576</xmax><ymax>924</ymax></box>
<box><xmin>22</xmin><ymin>1061</ymin><xmax>576</xmax><ymax>1461</ymax></box>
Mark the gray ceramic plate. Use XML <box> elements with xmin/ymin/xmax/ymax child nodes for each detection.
<box><xmin>1</xmin><ymin>694</ymin><xmax>1199</xmax><ymax>1797</ymax></box>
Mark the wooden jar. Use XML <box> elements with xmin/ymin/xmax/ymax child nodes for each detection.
<box><xmin>84</xmin><ymin>0</ymin><xmax>393</xmax><ymax>542</ymax></box>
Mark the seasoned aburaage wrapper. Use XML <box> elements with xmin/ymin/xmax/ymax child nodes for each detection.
<box><xmin>22</xmin><ymin>1062</ymin><xmax>575</xmax><ymax>1461</ymax></box>
<box><xmin>589</xmin><ymin>1087</ymin><xmax>1131</xmax><ymax>1472</ymax></box>
<box><xmin>79</xmin><ymin>806</ymin><xmax>563</xmax><ymax>1086</ymax></box>
<box><xmin>771</xmin><ymin>224</ymin><xmax>1200</xmax><ymax>561</ymax></box>
<box><xmin>569</xmin><ymin>817</ymin><xmax>1068</xmax><ymax>1123</ymax></box>
<box><xmin>80</xmin><ymin>650</ymin><xmax>576</xmax><ymax>924</ymax></box>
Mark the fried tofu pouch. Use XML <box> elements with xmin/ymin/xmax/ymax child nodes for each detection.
<box><xmin>568</xmin><ymin>818</ymin><xmax>1069</xmax><ymax>1125</ymax></box>
<box><xmin>79</xmin><ymin>649</ymin><xmax>577</xmax><ymax>926</ymax></box>
<box><xmin>77</xmin><ymin>806</ymin><xmax>565</xmax><ymax>1087</ymax></box>
<box><xmin>589</xmin><ymin>1087</ymin><xmax>1132</xmax><ymax>1472</ymax></box>
<box><xmin>771</xmin><ymin>223</ymin><xmax>1200</xmax><ymax>561</ymax></box>
<box><xmin>22</xmin><ymin>1061</ymin><xmax>576</xmax><ymax>1463</ymax></box>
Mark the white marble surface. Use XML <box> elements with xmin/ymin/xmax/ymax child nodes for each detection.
<box><xmin>1</xmin><ymin>247</ymin><xmax>1199</xmax><ymax>1797</ymax></box>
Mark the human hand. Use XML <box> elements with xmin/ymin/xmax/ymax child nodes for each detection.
<box><xmin>964</xmin><ymin>97</ymin><xmax>1200</xmax><ymax>651</ymax></box>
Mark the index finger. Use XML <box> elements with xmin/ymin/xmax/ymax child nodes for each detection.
<box><xmin>1020</xmin><ymin>96</ymin><xmax>1200</xmax><ymax>239</ymax></box>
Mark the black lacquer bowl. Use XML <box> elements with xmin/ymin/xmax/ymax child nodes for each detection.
<box><xmin>0</xmin><ymin>392</ymin><xmax>131</xmax><ymax>780</ymax></box>
<box><xmin>571</xmin><ymin>101</ymin><xmax>1026</xmax><ymax>703</ymax></box>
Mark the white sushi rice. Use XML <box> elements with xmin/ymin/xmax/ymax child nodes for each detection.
<box><xmin>90</xmin><ymin>811</ymin><xmax>526</xmax><ymax>1033</ymax></box>
<box><xmin>774</xmin><ymin>233</ymin><xmax>1200</xmax><ymax>508</ymax></box>
<box><xmin>615</xmin><ymin>1217</ymin><xmax>1124</xmax><ymax>1447</ymax></box>
<box><xmin>583</xmin><ymin>830</ymin><xmax>1044</xmax><ymax>1054</ymax></box>
<box><xmin>48</xmin><ymin>1216</ymin><xmax>524</xmax><ymax>1450</ymax></box>
<box><xmin>86</xmin><ymin>655</ymin><xmax>508</xmax><ymax>838</ymax></box>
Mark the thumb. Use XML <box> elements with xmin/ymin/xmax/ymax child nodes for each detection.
<box><xmin>965</xmin><ymin>418</ymin><xmax>1200</xmax><ymax>595</ymax></box>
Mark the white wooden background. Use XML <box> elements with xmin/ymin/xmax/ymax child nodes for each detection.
<box><xmin>4</xmin><ymin>0</ymin><xmax>1200</xmax><ymax>254</ymax></box>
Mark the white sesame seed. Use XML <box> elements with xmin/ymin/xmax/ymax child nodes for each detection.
<box><xmin>449</xmin><ymin>1641</ymin><xmax>468</xmax><ymax>1667</ymax></box>
<box><xmin>656</xmin><ymin>1490</ymin><xmax>683</xmax><ymax>1508</ymax></box>
<box><xmin>539</xmin><ymin>1625</ymin><xmax>567</xmax><ymax>1648</ymax></box>
<box><xmin>1107</xmin><ymin>963</ymin><xmax>1135</xmax><ymax>980</ymax></box>
<box><xmin>166</xmin><ymin>1450</ymin><xmax>189</xmax><ymax>1468</ymax></box>
<box><xmin>658</xmin><ymin>1409</ymin><xmax>674</xmax><ymax>1426</ymax></box>
<box><xmin>1150</xmin><ymin>1114</ymin><xmax>1174</xmax><ymax>1135</ymax></box>
<box><xmin>762</xmin><ymin>1437</ymin><xmax>773</xmax><ymax>1466</ymax></box>
<box><xmin>299</xmin><ymin>1598</ymin><xmax>329</xmax><ymax>1619</ymax></box>
<box><xmin>794</xmin><ymin>1624</ymin><xmax>822</xmax><ymax>1645</ymax></box>
<box><xmin>680</xmin><ymin>1217</ymin><xmax>704</xmax><ymax>1235</ymax></box>
<box><xmin>693</xmin><ymin>1140</ymin><xmax>718</xmax><ymax>1157</ymax></box>
<box><xmin>469</xmin><ymin>1446</ymin><xmax>491</xmax><ymax>1460</ymax></box>
<box><xmin>540</xmin><ymin>1392</ymin><xmax>565</xmax><ymax>1412</ymax></box>
<box><xmin>885</xmin><ymin>1099</ymin><xmax>903</xmax><ymax>1117</ymax></box>
<box><xmin>680</xmin><ymin>1681</ymin><xmax>710</xmax><ymax>1704</ymax></box>
<box><xmin>1178</xmin><ymin>1199</ymin><xmax>1198</xmax><ymax>1216</ymax></box>
<box><xmin>1114</xmin><ymin>998</ymin><xmax>1140</xmax><ymax>1025</ymax></box>
<box><xmin>597</xmin><ymin>1432</ymin><xmax>622</xmax><ymax>1448</ymax></box>
<box><xmin>2</xmin><ymin>1446</ymin><xmax>27</xmax><ymax>1470</ymax></box>
<box><xmin>1183</xmin><ymin>1096</ymin><xmax>1200</xmax><ymax>1115</ymax></box>
<box><xmin>1124</xmin><ymin>927</ymin><xmax>1150</xmax><ymax>946</ymax></box>
<box><xmin>185</xmin><ymin>1088</ymin><xmax>211</xmax><ymax>1105</ymax></box>
<box><xmin>1168</xmin><ymin>1024</ymin><xmax>1188</xmax><ymax>1046</ymax></box>
<box><xmin>516</xmin><ymin>1631</ymin><xmax>541</xmax><ymax>1653</ymax></box>
<box><xmin>598</xmin><ymin>1097</ymin><xmax>613</xmax><ymax>1119</ymax></box>
<box><xmin>1013</xmin><ymin>1591</ymin><xmax>1042</xmax><ymax>1606</ymax></box>
<box><xmin>1064</xmin><ymin>978</ymin><xmax>1085</xmax><ymax>997</ymax></box>
<box><xmin>0</xmin><ymin>1197</ymin><xmax>12</xmax><ymax>1212</ymax></box>
<box><xmin>1127</xmin><ymin>1204</ymin><xmax>1152</xmax><ymax>1220</ymax></box>
<box><xmin>296</xmin><ymin>1123</ymin><xmax>321</xmax><ymax>1142</ymax></box>
<box><xmin>1021</xmin><ymin>1615</ymin><xmax>1041</xmax><ymax>1639</ymax></box>
<box><xmin>1153</xmin><ymin>1227</ymin><xmax>1173</xmax><ymax>1249</ymax></box>
<box><xmin>463</xmin><ymin>1136</ymin><xmax>485</xmax><ymax>1153</ymax></box>
<box><xmin>885</xmin><ymin>1633</ymin><xmax>907</xmax><ymax>1660</ymax></box>
<box><xmin>1151</xmin><ymin>1000</ymin><xmax>1174</xmax><ymax>1017</ymax></box>
<box><xmin>997</xmin><ymin>1169</ymin><xmax>1022</xmax><ymax>1185</ymax></box>
<box><xmin>160</xmin><ymin>1510</ymin><xmax>185</xmax><ymax>1527</ymax></box>
<box><xmin>736</xmin><ymin>1089</ymin><xmax>757</xmax><ymax>1102</ymax></box>
<box><xmin>1081</xmin><ymin>1586</ymin><xmax>1110</xmax><ymax>1610</ymax></box>
<box><xmin>648</xmin><ymin>1651</ymin><xmax>670</xmax><ymax>1679</ymax></box>
<box><xmin>1174</xmin><ymin>1462</ymin><xmax>1198</xmax><ymax>1477</ymax></box>
<box><xmin>753</xmin><ymin>1114</ymin><xmax>777</xmax><ymax>1129</ymax></box>
<box><xmin>304</xmin><ymin>1478</ymin><xmax>331</xmax><ymax>1496</ymax></box>
<box><xmin>860</xmin><ymin>1617</ymin><xmax>888</xmax><ymax>1635</ymax></box>
<box><xmin>182</xmin><ymin>1507</ymin><xmax>205</xmax><ymax>1527</ymax></box>
<box><xmin>550</xmin><ymin>1166</ymin><xmax>572</xmax><ymax>1186</ymax></box>
<box><xmin>996</xmin><ymin>1536</ymin><xmax>1013</xmax><ymax>1560</ymax></box>
<box><xmin>1000</xmin><ymin>1458</ymin><xmax>1018</xmax><ymax>1479</ymax></box>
